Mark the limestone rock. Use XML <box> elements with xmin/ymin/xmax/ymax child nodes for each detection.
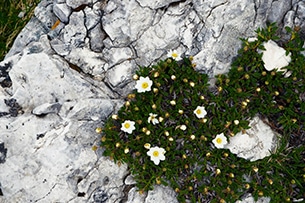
<box><xmin>53</xmin><ymin>1</ymin><xmax>72</xmax><ymax>23</ymax></box>
<box><xmin>136</xmin><ymin>0</ymin><xmax>182</xmax><ymax>10</ymax></box>
<box><xmin>225</xmin><ymin>117</ymin><xmax>279</xmax><ymax>162</ymax></box>
<box><xmin>66</xmin><ymin>0</ymin><xmax>93</xmax><ymax>9</ymax></box>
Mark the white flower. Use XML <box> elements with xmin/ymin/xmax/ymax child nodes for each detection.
<box><xmin>148</xmin><ymin>113</ymin><xmax>159</xmax><ymax>125</ymax></box>
<box><xmin>135</xmin><ymin>76</ymin><xmax>153</xmax><ymax>93</ymax></box>
<box><xmin>194</xmin><ymin>106</ymin><xmax>207</xmax><ymax>118</ymax></box>
<box><xmin>121</xmin><ymin>120</ymin><xmax>136</xmax><ymax>134</ymax></box>
<box><xmin>147</xmin><ymin>146</ymin><xmax>166</xmax><ymax>165</ymax></box>
<box><xmin>212</xmin><ymin>133</ymin><xmax>228</xmax><ymax>149</ymax></box>
<box><xmin>260</xmin><ymin>40</ymin><xmax>291</xmax><ymax>73</ymax></box>
<box><xmin>167</xmin><ymin>50</ymin><xmax>182</xmax><ymax>61</ymax></box>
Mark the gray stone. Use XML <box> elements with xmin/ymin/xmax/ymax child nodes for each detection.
<box><xmin>5</xmin><ymin>18</ymin><xmax>48</xmax><ymax>59</ymax></box>
<box><xmin>267</xmin><ymin>0</ymin><xmax>291</xmax><ymax>25</ymax></box>
<box><xmin>136</xmin><ymin>0</ymin><xmax>182</xmax><ymax>9</ymax></box>
<box><xmin>105</xmin><ymin>60</ymin><xmax>135</xmax><ymax>96</ymax></box>
<box><xmin>102</xmin><ymin>0</ymin><xmax>155</xmax><ymax>47</ymax></box>
<box><xmin>35</xmin><ymin>0</ymin><xmax>57</xmax><ymax>30</ymax></box>
<box><xmin>59</xmin><ymin>11</ymin><xmax>86</xmax><ymax>48</ymax></box>
<box><xmin>32</xmin><ymin>102</ymin><xmax>62</xmax><ymax>115</ymax></box>
<box><xmin>53</xmin><ymin>2</ymin><xmax>72</xmax><ymax>23</ymax></box>
<box><xmin>88</xmin><ymin>24</ymin><xmax>106</xmax><ymax>52</ymax></box>
<box><xmin>144</xmin><ymin>185</ymin><xmax>178</xmax><ymax>203</ymax></box>
<box><xmin>126</xmin><ymin>187</ymin><xmax>146</xmax><ymax>203</ymax></box>
<box><xmin>84</xmin><ymin>7</ymin><xmax>101</xmax><ymax>31</ymax></box>
<box><xmin>66</xmin><ymin>0</ymin><xmax>93</xmax><ymax>9</ymax></box>
<box><xmin>0</xmin><ymin>142</ymin><xmax>7</xmax><ymax>164</ymax></box>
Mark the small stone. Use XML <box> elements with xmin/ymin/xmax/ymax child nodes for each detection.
<box><xmin>0</xmin><ymin>142</ymin><xmax>7</xmax><ymax>164</ymax></box>
<box><xmin>53</xmin><ymin>2</ymin><xmax>72</xmax><ymax>23</ymax></box>
<box><xmin>32</xmin><ymin>103</ymin><xmax>62</xmax><ymax>116</ymax></box>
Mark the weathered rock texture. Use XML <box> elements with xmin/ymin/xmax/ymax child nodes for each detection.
<box><xmin>0</xmin><ymin>0</ymin><xmax>304</xmax><ymax>202</ymax></box>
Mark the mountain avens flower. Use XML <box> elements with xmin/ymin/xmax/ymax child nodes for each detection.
<box><xmin>212</xmin><ymin>133</ymin><xmax>228</xmax><ymax>148</ymax></box>
<box><xmin>194</xmin><ymin>106</ymin><xmax>207</xmax><ymax>118</ymax></box>
<box><xmin>135</xmin><ymin>76</ymin><xmax>153</xmax><ymax>93</ymax></box>
<box><xmin>147</xmin><ymin>146</ymin><xmax>166</xmax><ymax>165</ymax></box>
<box><xmin>121</xmin><ymin>120</ymin><xmax>136</xmax><ymax>134</ymax></box>
<box><xmin>167</xmin><ymin>50</ymin><xmax>182</xmax><ymax>61</ymax></box>
<box><xmin>148</xmin><ymin>113</ymin><xmax>159</xmax><ymax>125</ymax></box>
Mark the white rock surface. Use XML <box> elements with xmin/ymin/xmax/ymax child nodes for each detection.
<box><xmin>225</xmin><ymin>117</ymin><xmax>278</xmax><ymax>162</ymax></box>
<box><xmin>1</xmin><ymin>0</ymin><xmax>304</xmax><ymax>202</ymax></box>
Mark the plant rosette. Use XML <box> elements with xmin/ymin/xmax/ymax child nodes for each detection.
<box><xmin>98</xmin><ymin>24</ymin><xmax>305</xmax><ymax>203</ymax></box>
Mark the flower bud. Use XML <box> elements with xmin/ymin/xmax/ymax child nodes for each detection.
<box><xmin>132</xmin><ymin>74</ymin><xmax>139</xmax><ymax>80</ymax></box>
<box><xmin>171</xmin><ymin>75</ymin><xmax>176</xmax><ymax>80</ymax></box>
<box><xmin>170</xmin><ymin>100</ymin><xmax>176</xmax><ymax>106</ymax></box>
<box><xmin>153</xmin><ymin>88</ymin><xmax>159</xmax><ymax>93</ymax></box>
<box><xmin>95</xmin><ymin>127</ymin><xmax>102</xmax><ymax>133</ymax></box>
<box><xmin>152</xmin><ymin>104</ymin><xmax>157</xmax><ymax>109</ymax></box>
<box><xmin>189</xmin><ymin>81</ymin><xmax>195</xmax><ymax>87</ymax></box>
<box><xmin>234</xmin><ymin>120</ymin><xmax>239</xmax><ymax>125</ymax></box>
<box><xmin>180</xmin><ymin>124</ymin><xmax>187</xmax><ymax>131</ymax></box>
<box><xmin>111</xmin><ymin>114</ymin><xmax>118</xmax><ymax>120</ymax></box>
<box><xmin>154</xmin><ymin>72</ymin><xmax>160</xmax><ymax>78</ymax></box>
<box><xmin>124</xmin><ymin>148</ymin><xmax>129</xmax><ymax>153</ymax></box>
<box><xmin>145</xmin><ymin>130</ymin><xmax>151</xmax><ymax>135</ymax></box>
<box><xmin>125</xmin><ymin>101</ymin><xmax>130</xmax><ymax>107</ymax></box>
<box><xmin>144</xmin><ymin>143</ymin><xmax>151</xmax><ymax>149</ymax></box>
<box><xmin>127</xmin><ymin>94</ymin><xmax>136</xmax><ymax>99</ymax></box>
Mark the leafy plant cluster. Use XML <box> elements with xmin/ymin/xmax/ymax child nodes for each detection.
<box><xmin>97</xmin><ymin>24</ymin><xmax>305</xmax><ymax>202</ymax></box>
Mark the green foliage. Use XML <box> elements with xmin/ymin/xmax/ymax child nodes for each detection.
<box><xmin>0</xmin><ymin>0</ymin><xmax>40</xmax><ymax>60</ymax></box>
<box><xmin>98</xmin><ymin>24</ymin><xmax>305</xmax><ymax>202</ymax></box>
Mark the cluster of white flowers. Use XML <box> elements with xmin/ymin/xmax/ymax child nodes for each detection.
<box><xmin>120</xmin><ymin>49</ymin><xmax>231</xmax><ymax>166</ymax></box>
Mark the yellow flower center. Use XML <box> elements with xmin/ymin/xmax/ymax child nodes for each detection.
<box><xmin>172</xmin><ymin>53</ymin><xmax>178</xmax><ymax>58</ymax></box>
<box><xmin>216</xmin><ymin>138</ymin><xmax>222</xmax><ymax>144</ymax></box>
<box><xmin>142</xmin><ymin>82</ymin><xmax>149</xmax><ymax>89</ymax></box>
<box><xmin>153</xmin><ymin>151</ymin><xmax>159</xmax><ymax>157</ymax></box>
<box><xmin>124</xmin><ymin>123</ymin><xmax>130</xmax><ymax>129</ymax></box>
<box><xmin>196</xmin><ymin>109</ymin><xmax>201</xmax><ymax>115</ymax></box>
